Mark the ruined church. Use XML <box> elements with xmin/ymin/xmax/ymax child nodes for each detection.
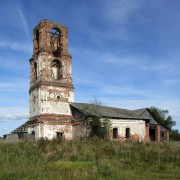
<box><xmin>7</xmin><ymin>20</ymin><xmax>169</xmax><ymax>142</ymax></box>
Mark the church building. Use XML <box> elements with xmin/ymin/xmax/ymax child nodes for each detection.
<box><xmin>7</xmin><ymin>20</ymin><xmax>169</xmax><ymax>142</ymax></box>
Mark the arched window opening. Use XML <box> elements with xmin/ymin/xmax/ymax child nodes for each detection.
<box><xmin>34</xmin><ymin>62</ymin><xmax>37</xmax><ymax>80</ymax></box>
<box><xmin>113</xmin><ymin>128</ymin><xmax>118</xmax><ymax>139</ymax></box>
<box><xmin>51</xmin><ymin>60</ymin><xmax>62</xmax><ymax>80</ymax></box>
<box><xmin>125</xmin><ymin>128</ymin><xmax>130</xmax><ymax>139</ymax></box>
<box><xmin>36</xmin><ymin>30</ymin><xmax>39</xmax><ymax>51</ymax></box>
<box><xmin>50</xmin><ymin>28</ymin><xmax>61</xmax><ymax>56</ymax></box>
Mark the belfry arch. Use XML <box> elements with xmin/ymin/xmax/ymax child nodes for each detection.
<box><xmin>51</xmin><ymin>59</ymin><xmax>62</xmax><ymax>80</ymax></box>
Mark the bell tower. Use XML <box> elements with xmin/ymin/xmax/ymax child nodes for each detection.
<box><xmin>28</xmin><ymin>20</ymin><xmax>74</xmax><ymax>139</ymax></box>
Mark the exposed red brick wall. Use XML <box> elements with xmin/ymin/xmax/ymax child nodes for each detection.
<box><xmin>155</xmin><ymin>123</ymin><xmax>160</xmax><ymax>142</ymax></box>
<box><xmin>131</xmin><ymin>133</ymin><xmax>139</xmax><ymax>140</ymax></box>
<box><xmin>166</xmin><ymin>130</ymin><xmax>169</xmax><ymax>141</ymax></box>
<box><xmin>145</xmin><ymin>123</ymin><xmax>150</xmax><ymax>141</ymax></box>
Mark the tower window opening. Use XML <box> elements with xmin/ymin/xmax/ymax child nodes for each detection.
<box><xmin>113</xmin><ymin>128</ymin><xmax>118</xmax><ymax>139</ymax></box>
<box><xmin>51</xmin><ymin>60</ymin><xmax>62</xmax><ymax>80</ymax></box>
<box><xmin>34</xmin><ymin>62</ymin><xmax>37</xmax><ymax>80</ymax></box>
<box><xmin>36</xmin><ymin>30</ymin><xmax>39</xmax><ymax>51</ymax></box>
<box><xmin>50</xmin><ymin>28</ymin><xmax>61</xmax><ymax>56</ymax></box>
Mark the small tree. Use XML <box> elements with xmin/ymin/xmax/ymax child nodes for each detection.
<box><xmin>87</xmin><ymin>97</ymin><xmax>111</xmax><ymax>139</ymax></box>
<box><xmin>89</xmin><ymin>116</ymin><xmax>111</xmax><ymax>139</ymax></box>
<box><xmin>170</xmin><ymin>129</ymin><xmax>180</xmax><ymax>141</ymax></box>
<box><xmin>149</xmin><ymin>106</ymin><xmax>176</xmax><ymax>130</ymax></box>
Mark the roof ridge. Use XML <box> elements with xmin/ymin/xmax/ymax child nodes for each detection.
<box><xmin>71</xmin><ymin>102</ymin><xmax>149</xmax><ymax>120</ymax></box>
<box><xmin>71</xmin><ymin>102</ymin><xmax>132</xmax><ymax>112</ymax></box>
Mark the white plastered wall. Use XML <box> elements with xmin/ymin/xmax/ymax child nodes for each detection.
<box><xmin>42</xmin><ymin>123</ymin><xmax>73</xmax><ymax>140</ymax></box>
<box><xmin>29</xmin><ymin>88</ymin><xmax>40</xmax><ymax>118</ymax></box>
<box><xmin>110</xmin><ymin>119</ymin><xmax>146</xmax><ymax>141</ymax></box>
<box><xmin>39</xmin><ymin>86</ymin><xmax>73</xmax><ymax>115</ymax></box>
<box><xmin>27</xmin><ymin>124</ymin><xmax>40</xmax><ymax>139</ymax></box>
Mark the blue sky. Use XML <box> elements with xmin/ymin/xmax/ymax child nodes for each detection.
<box><xmin>0</xmin><ymin>0</ymin><xmax>180</xmax><ymax>137</ymax></box>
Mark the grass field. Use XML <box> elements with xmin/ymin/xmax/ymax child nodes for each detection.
<box><xmin>0</xmin><ymin>138</ymin><xmax>180</xmax><ymax>180</ymax></box>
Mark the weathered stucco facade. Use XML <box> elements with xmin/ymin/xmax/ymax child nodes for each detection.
<box><xmin>7</xmin><ymin>19</ymin><xmax>169</xmax><ymax>142</ymax></box>
<box><xmin>111</xmin><ymin>119</ymin><xmax>146</xmax><ymax>141</ymax></box>
<box><xmin>28</xmin><ymin>19</ymin><xmax>74</xmax><ymax>140</ymax></box>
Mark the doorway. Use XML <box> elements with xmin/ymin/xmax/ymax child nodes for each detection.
<box><xmin>149</xmin><ymin>129</ymin><xmax>156</xmax><ymax>141</ymax></box>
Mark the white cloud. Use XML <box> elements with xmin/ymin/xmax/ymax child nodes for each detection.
<box><xmin>0</xmin><ymin>113</ymin><xmax>29</xmax><ymax>122</ymax></box>
<box><xmin>163</xmin><ymin>79</ymin><xmax>180</xmax><ymax>85</ymax></box>
<box><xmin>102</xmin><ymin>53</ymin><xmax>180</xmax><ymax>75</ymax></box>
<box><xmin>102</xmin><ymin>54</ymin><xmax>145</xmax><ymax>67</ymax></box>
<box><xmin>0</xmin><ymin>39</ymin><xmax>32</xmax><ymax>53</ymax></box>
<box><xmin>74</xmin><ymin>77</ymin><xmax>99</xmax><ymax>85</ymax></box>
<box><xmin>0</xmin><ymin>82</ymin><xmax>26</xmax><ymax>88</ymax></box>
<box><xmin>0</xmin><ymin>81</ymin><xmax>28</xmax><ymax>92</ymax></box>
<box><xmin>102</xmin><ymin>85</ymin><xmax>144</xmax><ymax>96</ymax></box>
<box><xmin>96</xmin><ymin>0</ymin><xmax>140</xmax><ymax>41</ymax></box>
<box><xmin>17</xmin><ymin>7</ymin><xmax>31</xmax><ymax>42</ymax></box>
<box><xmin>104</xmin><ymin>0</ymin><xmax>139</xmax><ymax>24</ymax></box>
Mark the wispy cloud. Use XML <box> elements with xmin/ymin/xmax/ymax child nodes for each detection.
<box><xmin>163</xmin><ymin>79</ymin><xmax>180</xmax><ymax>85</ymax></box>
<box><xmin>71</xmin><ymin>0</ymin><xmax>140</xmax><ymax>46</ymax></box>
<box><xmin>97</xmin><ymin>0</ymin><xmax>140</xmax><ymax>41</ymax></box>
<box><xmin>0</xmin><ymin>81</ymin><xmax>28</xmax><ymax>93</ymax></box>
<box><xmin>17</xmin><ymin>7</ymin><xmax>31</xmax><ymax>42</ymax></box>
<box><xmin>74</xmin><ymin>77</ymin><xmax>99</xmax><ymax>86</ymax></box>
<box><xmin>102</xmin><ymin>53</ymin><xmax>180</xmax><ymax>75</ymax></box>
<box><xmin>104</xmin><ymin>0</ymin><xmax>139</xmax><ymax>24</ymax></box>
<box><xmin>0</xmin><ymin>7</ymin><xmax>32</xmax><ymax>53</ymax></box>
<box><xmin>102</xmin><ymin>54</ymin><xmax>145</xmax><ymax>67</ymax></box>
<box><xmin>102</xmin><ymin>85</ymin><xmax>146</xmax><ymax>97</ymax></box>
<box><xmin>0</xmin><ymin>113</ymin><xmax>29</xmax><ymax>122</ymax></box>
<box><xmin>0</xmin><ymin>39</ymin><xmax>32</xmax><ymax>53</ymax></box>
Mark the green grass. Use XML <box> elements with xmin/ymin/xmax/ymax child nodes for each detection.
<box><xmin>0</xmin><ymin>138</ymin><xmax>180</xmax><ymax>179</ymax></box>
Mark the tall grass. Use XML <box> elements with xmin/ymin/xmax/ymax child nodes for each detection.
<box><xmin>0</xmin><ymin>138</ymin><xmax>180</xmax><ymax>179</ymax></box>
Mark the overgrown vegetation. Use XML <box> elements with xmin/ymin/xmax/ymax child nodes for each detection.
<box><xmin>0</xmin><ymin>138</ymin><xmax>180</xmax><ymax>179</ymax></box>
<box><xmin>149</xmin><ymin>106</ymin><xmax>176</xmax><ymax>130</ymax></box>
<box><xmin>149</xmin><ymin>106</ymin><xmax>180</xmax><ymax>140</ymax></box>
<box><xmin>83</xmin><ymin>98</ymin><xmax>112</xmax><ymax>139</ymax></box>
<box><xmin>89</xmin><ymin>116</ymin><xmax>111</xmax><ymax>139</ymax></box>
<box><xmin>170</xmin><ymin>129</ymin><xmax>180</xmax><ymax>141</ymax></box>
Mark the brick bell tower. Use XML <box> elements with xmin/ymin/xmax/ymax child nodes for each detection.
<box><xmin>28</xmin><ymin>20</ymin><xmax>74</xmax><ymax>139</ymax></box>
